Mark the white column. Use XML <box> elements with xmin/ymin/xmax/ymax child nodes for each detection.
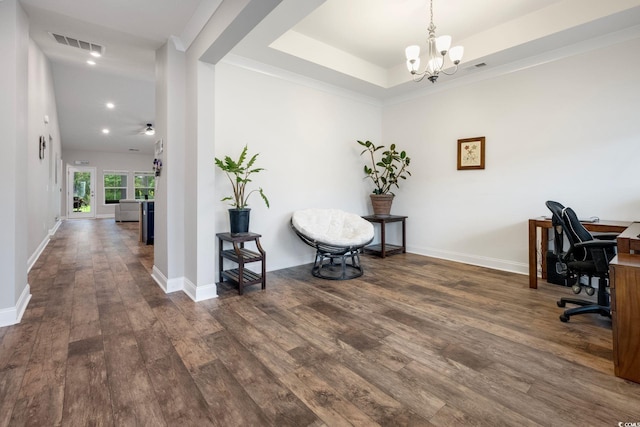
<box><xmin>0</xmin><ymin>0</ymin><xmax>30</xmax><ymax>326</ymax></box>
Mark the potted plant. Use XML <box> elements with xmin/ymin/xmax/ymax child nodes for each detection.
<box><xmin>215</xmin><ymin>145</ymin><xmax>270</xmax><ymax>234</ymax></box>
<box><xmin>357</xmin><ymin>140</ymin><xmax>411</xmax><ymax>215</ymax></box>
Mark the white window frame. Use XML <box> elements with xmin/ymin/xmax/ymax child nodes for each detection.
<box><xmin>103</xmin><ymin>170</ymin><xmax>129</xmax><ymax>204</ymax></box>
<box><xmin>134</xmin><ymin>171</ymin><xmax>155</xmax><ymax>200</ymax></box>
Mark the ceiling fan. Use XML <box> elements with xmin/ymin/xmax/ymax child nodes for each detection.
<box><xmin>143</xmin><ymin>123</ymin><xmax>155</xmax><ymax>136</ymax></box>
<box><xmin>126</xmin><ymin>123</ymin><xmax>156</xmax><ymax>136</ymax></box>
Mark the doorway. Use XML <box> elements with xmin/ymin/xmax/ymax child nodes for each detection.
<box><xmin>67</xmin><ymin>166</ymin><xmax>96</xmax><ymax>219</ymax></box>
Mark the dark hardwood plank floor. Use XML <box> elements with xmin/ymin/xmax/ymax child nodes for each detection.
<box><xmin>2</xmin><ymin>218</ymin><xmax>640</xmax><ymax>426</ymax></box>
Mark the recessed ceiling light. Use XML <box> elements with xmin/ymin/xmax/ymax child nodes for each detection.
<box><xmin>102</xmin><ymin>128</ymin><xmax>110</xmax><ymax>134</ymax></box>
<box><xmin>87</xmin><ymin>60</ymin><xmax>96</xmax><ymax>65</ymax></box>
<box><xmin>106</xmin><ymin>102</ymin><xmax>115</xmax><ymax>109</ymax></box>
<box><xmin>90</xmin><ymin>51</ymin><xmax>101</xmax><ymax>58</ymax></box>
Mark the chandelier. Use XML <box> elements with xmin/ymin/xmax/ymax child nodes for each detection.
<box><xmin>405</xmin><ymin>0</ymin><xmax>464</xmax><ymax>83</ymax></box>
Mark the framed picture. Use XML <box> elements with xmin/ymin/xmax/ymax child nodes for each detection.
<box><xmin>38</xmin><ymin>135</ymin><xmax>46</xmax><ymax>160</ymax></box>
<box><xmin>155</xmin><ymin>138</ymin><xmax>164</xmax><ymax>157</ymax></box>
<box><xmin>457</xmin><ymin>137</ymin><xmax>485</xmax><ymax>170</ymax></box>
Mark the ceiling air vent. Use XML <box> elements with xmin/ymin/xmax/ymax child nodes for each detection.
<box><xmin>464</xmin><ymin>62</ymin><xmax>487</xmax><ymax>72</ymax></box>
<box><xmin>50</xmin><ymin>32</ymin><xmax>104</xmax><ymax>56</ymax></box>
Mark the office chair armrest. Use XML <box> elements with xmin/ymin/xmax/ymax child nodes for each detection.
<box><xmin>591</xmin><ymin>232</ymin><xmax>619</xmax><ymax>240</ymax></box>
<box><xmin>574</xmin><ymin>240</ymin><xmax>617</xmax><ymax>249</ymax></box>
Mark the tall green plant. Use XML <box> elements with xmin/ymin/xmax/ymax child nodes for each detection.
<box><xmin>214</xmin><ymin>145</ymin><xmax>270</xmax><ymax>209</ymax></box>
<box><xmin>357</xmin><ymin>140</ymin><xmax>411</xmax><ymax>195</ymax></box>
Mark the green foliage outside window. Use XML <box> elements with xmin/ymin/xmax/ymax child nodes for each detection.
<box><xmin>104</xmin><ymin>173</ymin><xmax>127</xmax><ymax>204</ymax></box>
<box><xmin>135</xmin><ymin>173</ymin><xmax>155</xmax><ymax>200</ymax></box>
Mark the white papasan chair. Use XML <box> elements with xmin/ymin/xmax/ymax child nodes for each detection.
<box><xmin>291</xmin><ymin>208</ymin><xmax>374</xmax><ymax>280</ymax></box>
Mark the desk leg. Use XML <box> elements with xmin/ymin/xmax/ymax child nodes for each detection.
<box><xmin>528</xmin><ymin>219</ymin><xmax>538</xmax><ymax>289</ymax></box>
<box><xmin>541</xmin><ymin>228</ymin><xmax>548</xmax><ymax>281</ymax></box>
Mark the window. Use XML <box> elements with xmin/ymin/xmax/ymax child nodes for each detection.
<box><xmin>104</xmin><ymin>171</ymin><xmax>128</xmax><ymax>204</ymax></box>
<box><xmin>134</xmin><ymin>171</ymin><xmax>155</xmax><ymax>200</ymax></box>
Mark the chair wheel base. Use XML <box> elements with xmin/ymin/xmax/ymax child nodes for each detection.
<box><xmin>557</xmin><ymin>301</ymin><xmax>566</xmax><ymax>308</ymax></box>
<box><xmin>559</xmin><ymin>314</ymin><xmax>569</xmax><ymax>322</ymax></box>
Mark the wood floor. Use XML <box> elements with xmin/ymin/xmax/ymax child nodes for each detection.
<box><xmin>2</xmin><ymin>219</ymin><xmax>640</xmax><ymax>426</ymax></box>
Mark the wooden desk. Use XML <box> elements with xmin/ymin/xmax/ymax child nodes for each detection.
<box><xmin>616</xmin><ymin>222</ymin><xmax>640</xmax><ymax>254</ymax></box>
<box><xmin>610</xmin><ymin>222</ymin><xmax>640</xmax><ymax>383</ymax></box>
<box><xmin>528</xmin><ymin>217</ymin><xmax>630</xmax><ymax>288</ymax></box>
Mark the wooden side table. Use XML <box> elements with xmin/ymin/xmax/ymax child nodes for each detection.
<box><xmin>217</xmin><ymin>232</ymin><xmax>266</xmax><ymax>295</ymax></box>
<box><xmin>362</xmin><ymin>215</ymin><xmax>407</xmax><ymax>258</ymax></box>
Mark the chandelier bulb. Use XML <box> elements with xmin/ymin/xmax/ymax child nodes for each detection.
<box><xmin>449</xmin><ymin>45</ymin><xmax>464</xmax><ymax>63</ymax></box>
<box><xmin>405</xmin><ymin>45</ymin><xmax>420</xmax><ymax>61</ymax></box>
<box><xmin>435</xmin><ymin>35</ymin><xmax>451</xmax><ymax>55</ymax></box>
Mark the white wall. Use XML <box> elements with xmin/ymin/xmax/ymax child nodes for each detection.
<box><xmin>0</xmin><ymin>0</ymin><xmax>30</xmax><ymax>326</ymax></box>
<box><xmin>61</xmin><ymin>149</ymin><xmax>154</xmax><ymax>217</ymax></box>
<box><xmin>27</xmin><ymin>39</ymin><xmax>63</xmax><ymax>269</ymax></box>
<box><xmin>214</xmin><ymin>61</ymin><xmax>382</xmax><ymax>271</ymax></box>
<box><xmin>382</xmin><ymin>35</ymin><xmax>640</xmax><ymax>274</ymax></box>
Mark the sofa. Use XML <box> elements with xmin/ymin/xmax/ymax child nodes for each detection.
<box><xmin>114</xmin><ymin>199</ymin><xmax>140</xmax><ymax>222</ymax></box>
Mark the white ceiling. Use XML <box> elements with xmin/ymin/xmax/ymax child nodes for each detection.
<box><xmin>20</xmin><ymin>0</ymin><xmax>208</xmax><ymax>154</ymax></box>
<box><xmin>291</xmin><ymin>0</ymin><xmax>562</xmax><ymax>69</ymax></box>
<box><xmin>19</xmin><ymin>0</ymin><xmax>640</xmax><ymax>154</ymax></box>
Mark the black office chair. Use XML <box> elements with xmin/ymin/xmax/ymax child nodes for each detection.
<box><xmin>545</xmin><ymin>201</ymin><xmax>617</xmax><ymax>322</ymax></box>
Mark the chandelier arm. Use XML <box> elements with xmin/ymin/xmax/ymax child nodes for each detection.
<box><xmin>411</xmin><ymin>73</ymin><xmax>427</xmax><ymax>83</ymax></box>
<box><xmin>440</xmin><ymin>65</ymin><xmax>459</xmax><ymax>76</ymax></box>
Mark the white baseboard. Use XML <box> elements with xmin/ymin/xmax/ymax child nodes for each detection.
<box><xmin>0</xmin><ymin>284</ymin><xmax>31</xmax><ymax>327</ymax></box>
<box><xmin>151</xmin><ymin>265</ymin><xmax>217</xmax><ymax>302</ymax></box>
<box><xmin>183</xmin><ymin>278</ymin><xmax>217</xmax><ymax>302</ymax></box>
<box><xmin>28</xmin><ymin>219</ymin><xmax>62</xmax><ymax>272</ymax></box>
<box><xmin>96</xmin><ymin>214</ymin><xmax>115</xmax><ymax>219</ymax></box>
<box><xmin>151</xmin><ymin>266</ymin><xmax>183</xmax><ymax>293</ymax></box>
<box><xmin>408</xmin><ymin>245</ymin><xmax>528</xmax><ymax>276</ymax></box>
<box><xmin>28</xmin><ymin>237</ymin><xmax>50</xmax><ymax>273</ymax></box>
<box><xmin>151</xmin><ymin>265</ymin><xmax>169</xmax><ymax>292</ymax></box>
<box><xmin>166</xmin><ymin>277</ymin><xmax>184</xmax><ymax>293</ymax></box>
<box><xmin>49</xmin><ymin>219</ymin><xmax>62</xmax><ymax>236</ymax></box>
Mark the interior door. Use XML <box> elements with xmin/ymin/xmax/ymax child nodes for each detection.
<box><xmin>67</xmin><ymin>166</ymin><xmax>96</xmax><ymax>219</ymax></box>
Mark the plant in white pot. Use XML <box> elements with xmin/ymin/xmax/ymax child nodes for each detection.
<box><xmin>357</xmin><ymin>140</ymin><xmax>411</xmax><ymax>215</ymax></box>
<box><xmin>215</xmin><ymin>145</ymin><xmax>269</xmax><ymax>235</ymax></box>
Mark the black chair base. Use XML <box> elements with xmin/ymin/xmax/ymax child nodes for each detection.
<box><xmin>557</xmin><ymin>297</ymin><xmax>611</xmax><ymax>322</ymax></box>
<box><xmin>311</xmin><ymin>249</ymin><xmax>364</xmax><ymax>280</ymax></box>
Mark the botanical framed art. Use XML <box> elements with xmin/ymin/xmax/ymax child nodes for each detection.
<box><xmin>457</xmin><ymin>137</ymin><xmax>485</xmax><ymax>170</ymax></box>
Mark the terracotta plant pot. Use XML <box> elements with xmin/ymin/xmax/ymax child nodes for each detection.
<box><xmin>370</xmin><ymin>194</ymin><xmax>394</xmax><ymax>216</ymax></box>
